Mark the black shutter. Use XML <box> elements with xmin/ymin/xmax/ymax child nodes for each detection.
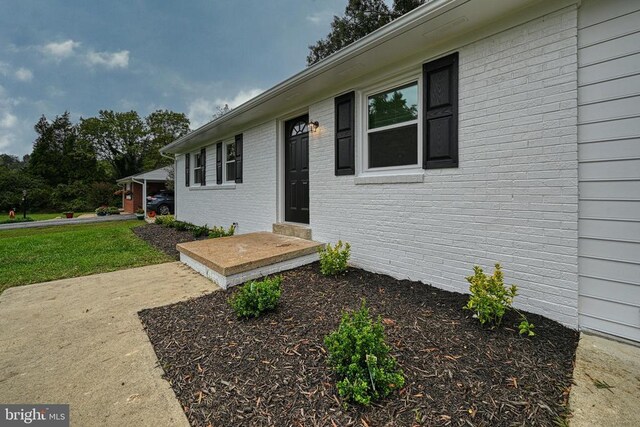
<box><xmin>200</xmin><ymin>147</ymin><xmax>206</xmax><ymax>186</ymax></box>
<box><xmin>216</xmin><ymin>142</ymin><xmax>223</xmax><ymax>184</ymax></box>
<box><xmin>423</xmin><ymin>52</ymin><xmax>458</xmax><ymax>169</ymax></box>
<box><xmin>334</xmin><ymin>91</ymin><xmax>355</xmax><ymax>175</ymax></box>
<box><xmin>235</xmin><ymin>134</ymin><xmax>243</xmax><ymax>183</ymax></box>
<box><xmin>185</xmin><ymin>153</ymin><xmax>190</xmax><ymax>187</ymax></box>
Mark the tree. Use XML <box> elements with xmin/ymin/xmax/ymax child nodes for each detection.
<box><xmin>29</xmin><ymin>112</ymin><xmax>98</xmax><ymax>187</ymax></box>
<box><xmin>307</xmin><ymin>0</ymin><xmax>425</xmax><ymax>66</ymax></box>
<box><xmin>0</xmin><ymin>154</ymin><xmax>26</xmax><ymax>170</ymax></box>
<box><xmin>143</xmin><ymin>110</ymin><xmax>190</xmax><ymax>170</ymax></box>
<box><xmin>79</xmin><ymin>110</ymin><xmax>147</xmax><ymax>179</ymax></box>
<box><xmin>213</xmin><ymin>104</ymin><xmax>232</xmax><ymax>119</ymax></box>
<box><xmin>80</xmin><ymin>110</ymin><xmax>190</xmax><ymax>179</ymax></box>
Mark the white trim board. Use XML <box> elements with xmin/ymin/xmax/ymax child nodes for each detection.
<box><xmin>180</xmin><ymin>252</ymin><xmax>319</xmax><ymax>290</ymax></box>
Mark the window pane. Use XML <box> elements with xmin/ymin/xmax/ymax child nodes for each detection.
<box><xmin>226</xmin><ymin>162</ymin><xmax>236</xmax><ymax>182</ymax></box>
<box><xmin>195</xmin><ymin>153</ymin><xmax>202</xmax><ymax>167</ymax></box>
<box><xmin>368</xmin><ymin>124</ymin><xmax>418</xmax><ymax>168</ymax></box>
<box><xmin>226</xmin><ymin>143</ymin><xmax>235</xmax><ymax>161</ymax></box>
<box><xmin>368</xmin><ymin>82</ymin><xmax>418</xmax><ymax>129</ymax></box>
<box><xmin>194</xmin><ymin>168</ymin><xmax>202</xmax><ymax>184</ymax></box>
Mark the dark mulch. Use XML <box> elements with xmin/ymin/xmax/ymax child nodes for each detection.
<box><xmin>132</xmin><ymin>223</ymin><xmax>206</xmax><ymax>259</ymax></box>
<box><xmin>140</xmin><ymin>264</ymin><xmax>578</xmax><ymax>427</ymax></box>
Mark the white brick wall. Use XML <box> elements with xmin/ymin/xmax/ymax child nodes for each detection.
<box><xmin>309</xmin><ymin>6</ymin><xmax>579</xmax><ymax>327</ymax></box>
<box><xmin>176</xmin><ymin>6</ymin><xmax>580</xmax><ymax>327</ymax></box>
<box><xmin>175</xmin><ymin>121</ymin><xmax>278</xmax><ymax>234</ymax></box>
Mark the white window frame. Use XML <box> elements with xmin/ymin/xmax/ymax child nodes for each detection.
<box><xmin>359</xmin><ymin>73</ymin><xmax>423</xmax><ymax>175</ymax></box>
<box><xmin>193</xmin><ymin>151</ymin><xmax>203</xmax><ymax>185</ymax></box>
<box><xmin>223</xmin><ymin>140</ymin><xmax>236</xmax><ymax>183</ymax></box>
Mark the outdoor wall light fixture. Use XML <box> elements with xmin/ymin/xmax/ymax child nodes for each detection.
<box><xmin>308</xmin><ymin>120</ymin><xmax>320</xmax><ymax>132</ymax></box>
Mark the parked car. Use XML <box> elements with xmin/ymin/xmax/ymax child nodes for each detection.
<box><xmin>146</xmin><ymin>190</ymin><xmax>174</xmax><ymax>215</ymax></box>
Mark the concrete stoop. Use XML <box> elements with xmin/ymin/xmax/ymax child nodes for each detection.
<box><xmin>272</xmin><ymin>222</ymin><xmax>312</xmax><ymax>240</ymax></box>
<box><xmin>177</xmin><ymin>232</ymin><xmax>323</xmax><ymax>289</ymax></box>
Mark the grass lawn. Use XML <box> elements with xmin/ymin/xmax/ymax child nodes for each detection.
<box><xmin>0</xmin><ymin>220</ymin><xmax>171</xmax><ymax>293</ymax></box>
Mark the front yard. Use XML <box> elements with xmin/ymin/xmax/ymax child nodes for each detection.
<box><xmin>0</xmin><ymin>220</ymin><xmax>170</xmax><ymax>293</ymax></box>
<box><xmin>140</xmin><ymin>263</ymin><xmax>579</xmax><ymax>427</ymax></box>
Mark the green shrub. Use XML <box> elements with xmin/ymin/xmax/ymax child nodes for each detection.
<box><xmin>154</xmin><ymin>214</ymin><xmax>174</xmax><ymax>225</ymax></box>
<box><xmin>0</xmin><ymin>216</ymin><xmax>34</xmax><ymax>225</ymax></box>
<box><xmin>463</xmin><ymin>263</ymin><xmax>517</xmax><ymax>326</ymax></box>
<box><xmin>87</xmin><ymin>181</ymin><xmax>119</xmax><ymax>208</ymax></box>
<box><xmin>173</xmin><ymin>220</ymin><xmax>190</xmax><ymax>231</ymax></box>
<box><xmin>209</xmin><ymin>224</ymin><xmax>236</xmax><ymax>238</ymax></box>
<box><xmin>191</xmin><ymin>224</ymin><xmax>210</xmax><ymax>238</ymax></box>
<box><xmin>324</xmin><ymin>300</ymin><xmax>405</xmax><ymax>405</ymax></box>
<box><xmin>318</xmin><ymin>240</ymin><xmax>351</xmax><ymax>276</ymax></box>
<box><xmin>95</xmin><ymin>206</ymin><xmax>108</xmax><ymax>215</ymax></box>
<box><xmin>228</xmin><ymin>276</ymin><xmax>283</xmax><ymax>318</ymax></box>
<box><xmin>518</xmin><ymin>317</ymin><xmax>536</xmax><ymax>336</ymax></box>
<box><xmin>107</xmin><ymin>206</ymin><xmax>120</xmax><ymax>215</ymax></box>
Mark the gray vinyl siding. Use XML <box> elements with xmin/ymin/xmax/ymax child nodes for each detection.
<box><xmin>577</xmin><ymin>0</ymin><xmax>640</xmax><ymax>341</ymax></box>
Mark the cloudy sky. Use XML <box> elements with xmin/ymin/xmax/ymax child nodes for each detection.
<box><xmin>0</xmin><ymin>0</ymin><xmax>348</xmax><ymax>157</ymax></box>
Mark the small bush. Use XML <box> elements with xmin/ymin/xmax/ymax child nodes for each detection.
<box><xmin>324</xmin><ymin>300</ymin><xmax>405</xmax><ymax>405</ymax></box>
<box><xmin>173</xmin><ymin>220</ymin><xmax>190</xmax><ymax>231</ymax></box>
<box><xmin>318</xmin><ymin>240</ymin><xmax>351</xmax><ymax>276</ymax></box>
<box><xmin>0</xmin><ymin>216</ymin><xmax>34</xmax><ymax>225</ymax></box>
<box><xmin>228</xmin><ymin>276</ymin><xmax>283</xmax><ymax>318</ymax></box>
<box><xmin>135</xmin><ymin>208</ymin><xmax>144</xmax><ymax>215</ymax></box>
<box><xmin>154</xmin><ymin>214</ymin><xmax>174</xmax><ymax>225</ymax></box>
<box><xmin>209</xmin><ymin>224</ymin><xmax>236</xmax><ymax>238</ymax></box>
<box><xmin>518</xmin><ymin>317</ymin><xmax>535</xmax><ymax>337</ymax></box>
<box><xmin>107</xmin><ymin>206</ymin><xmax>120</xmax><ymax>215</ymax></box>
<box><xmin>463</xmin><ymin>263</ymin><xmax>517</xmax><ymax>326</ymax></box>
<box><xmin>95</xmin><ymin>206</ymin><xmax>108</xmax><ymax>215</ymax></box>
<box><xmin>191</xmin><ymin>224</ymin><xmax>210</xmax><ymax>238</ymax></box>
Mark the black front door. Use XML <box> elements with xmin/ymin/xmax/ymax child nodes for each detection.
<box><xmin>285</xmin><ymin>115</ymin><xmax>309</xmax><ymax>224</ymax></box>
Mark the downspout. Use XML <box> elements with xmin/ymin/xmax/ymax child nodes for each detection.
<box><xmin>160</xmin><ymin>150</ymin><xmax>177</xmax><ymax>219</ymax></box>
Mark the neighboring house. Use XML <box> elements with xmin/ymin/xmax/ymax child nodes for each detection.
<box><xmin>161</xmin><ymin>0</ymin><xmax>640</xmax><ymax>343</ymax></box>
<box><xmin>116</xmin><ymin>167</ymin><xmax>171</xmax><ymax>214</ymax></box>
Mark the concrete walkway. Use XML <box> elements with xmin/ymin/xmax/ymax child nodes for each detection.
<box><xmin>0</xmin><ymin>262</ymin><xmax>219</xmax><ymax>426</ymax></box>
<box><xmin>570</xmin><ymin>334</ymin><xmax>640</xmax><ymax>426</ymax></box>
<box><xmin>0</xmin><ymin>213</ymin><xmax>137</xmax><ymax>230</ymax></box>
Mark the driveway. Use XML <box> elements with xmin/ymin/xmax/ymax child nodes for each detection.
<box><xmin>0</xmin><ymin>262</ymin><xmax>219</xmax><ymax>426</ymax></box>
<box><xmin>570</xmin><ymin>334</ymin><xmax>640</xmax><ymax>426</ymax></box>
<box><xmin>0</xmin><ymin>214</ymin><xmax>137</xmax><ymax>230</ymax></box>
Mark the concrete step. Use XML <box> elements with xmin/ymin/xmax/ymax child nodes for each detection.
<box><xmin>272</xmin><ymin>223</ymin><xmax>312</xmax><ymax>240</ymax></box>
<box><xmin>177</xmin><ymin>232</ymin><xmax>323</xmax><ymax>289</ymax></box>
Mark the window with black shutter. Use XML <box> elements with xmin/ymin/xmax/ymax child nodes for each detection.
<box><xmin>335</xmin><ymin>91</ymin><xmax>355</xmax><ymax>175</ymax></box>
<box><xmin>216</xmin><ymin>142</ymin><xmax>223</xmax><ymax>184</ymax></box>
<box><xmin>185</xmin><ymin>153</ymin><xmax>190</xmax><ymax>187</ymax></box>
<box><xmin>200</xmin><ymin>147</ymin><xmax>206</xmax><ymax>186</ymax></box>
<box><xmin>193</xmin><ymin>151</ymin><xmax>203</xmax><ymax>184</ymax></box>
<box><xmin>235</xmin><ymin>134</ymin><xmax>243</xmax><ymax>183</ymax></box>
<box><xmin>224</xmin><ymin>141</ymin><xmax>236</xmax><ymax>182</ymax></box>
<box><xmin>423</xmin><ymin>52</ymin><xmax>458</xmax><ymax>169</ymax></box>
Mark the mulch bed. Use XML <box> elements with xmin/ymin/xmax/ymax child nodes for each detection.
<box><xmin>140</xmin><ymin>264</ymin><xmax>578</xmax><ymax>427</ymax></box>
<box><xmin>132</xmin><ymin>223</ymin><xmax>205</xmax><ymax>259</ymax></box>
